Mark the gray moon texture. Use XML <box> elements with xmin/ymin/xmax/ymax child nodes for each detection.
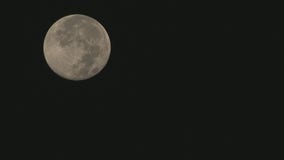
<box><xmin>43</xmin><ymin>14</ymin><xmax>111</xmax><ymax>81</ymax></box>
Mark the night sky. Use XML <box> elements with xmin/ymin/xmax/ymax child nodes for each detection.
<box><xmin>2</xmin><ymin>1</ymin><xmax>284</xmax><ymax>159</ymax></box>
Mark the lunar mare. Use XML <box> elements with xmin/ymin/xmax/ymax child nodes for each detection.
<box><xmin>43</xmin><ymin>14</ymin><xmax>111</xmax><ymax>81</ymax></box>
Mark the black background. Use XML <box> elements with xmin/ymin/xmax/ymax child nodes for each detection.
<box><xmin>2</xmin><ymin>1</ymin><xmax>284</xmax><ymax>159</ymax></box>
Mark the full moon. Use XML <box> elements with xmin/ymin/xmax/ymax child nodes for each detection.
<box><xmin>43</xmin><ymin>14</ymin><xmax>111</xmax><ymax>81</ymax></box>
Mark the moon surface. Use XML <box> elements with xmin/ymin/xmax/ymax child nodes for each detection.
<box><xmin>43</xmin><ymin>14</ymin><xmax>111</xmax><ymax>81</ymax></box>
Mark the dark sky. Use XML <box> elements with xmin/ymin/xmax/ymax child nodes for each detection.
<box><xmin>2</xmin><ymin>1</ymin><xmax>284</xmax><ymax>159</ymax></box>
